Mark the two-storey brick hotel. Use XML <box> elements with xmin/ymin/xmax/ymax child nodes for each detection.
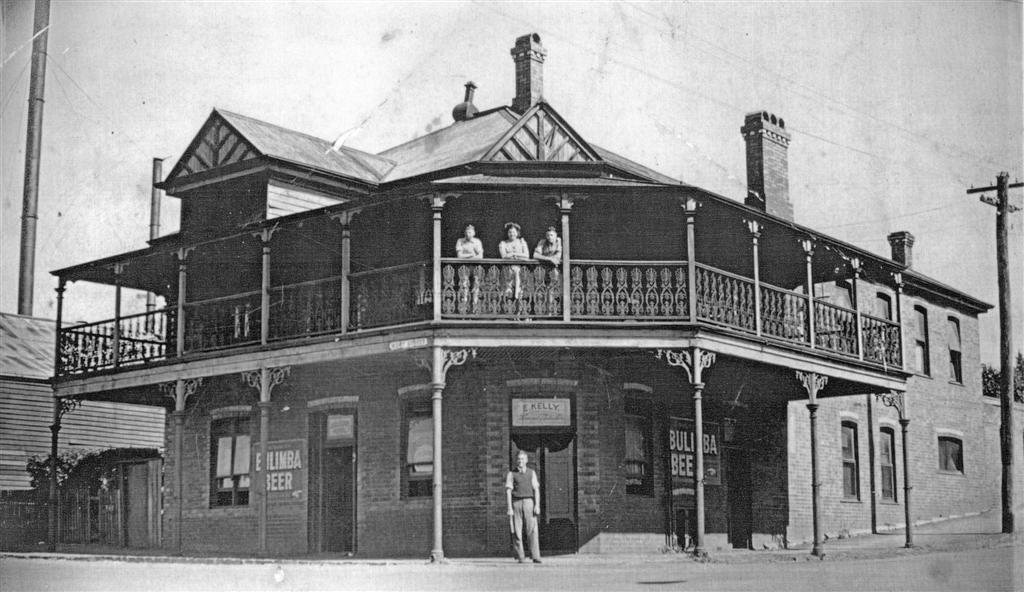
<box><xmin>51</xmin><ymin>34</ymin><xmax>999</xmax><ymax>558</ymax></box>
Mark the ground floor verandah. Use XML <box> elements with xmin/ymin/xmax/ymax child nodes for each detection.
<box><xmin>50</xmin><ymin>334</ymin><xmax>918</xmax><ymax>559</ymax></box>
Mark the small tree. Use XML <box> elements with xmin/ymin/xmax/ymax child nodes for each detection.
<box><xmin>982</xmin><ymin>352</ymin><xmax>1024</xmax><ymax>403</ymax></box>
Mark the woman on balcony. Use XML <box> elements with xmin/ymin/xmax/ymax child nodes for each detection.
<box><xmin>499</xmin><ymin>222</ymin><xmax>529</xmax><ymax>300</ymax></box>
<box><xmin>454</xmin><ymin>224</ymin><xmax>484</xmax><ymax>313</ymax></box>
<box><xmin>455</xmin><ymin>224</ymin><xmax>484</xmax><ymax>259</ymax></box>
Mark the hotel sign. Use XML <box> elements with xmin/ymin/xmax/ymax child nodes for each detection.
<box><xmin>668</xmin><ymin>418</ymin><xmax>721</xmax><ymax>495</ymax></box>
<box><xmin>254</xmin><ymin>439</ymin><xmax>307</xmax><ymax>502</ymax></box>
<box><xmin>511</xmin><ymin>398</ymin><xmax>571</xmax><ymax>427</ymax></box>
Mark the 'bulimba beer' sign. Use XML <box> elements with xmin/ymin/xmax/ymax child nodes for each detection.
<box><xmin>253</xmin><ymin>439</ymin><xmax>306</xmax><ymax>502</ymax></box>
<box><xmin>668</xmin><ymin>418</ymin><xmax>721</xmax><ymax>496</ymax></box>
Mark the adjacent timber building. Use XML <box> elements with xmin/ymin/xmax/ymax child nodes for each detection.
<box><xmin>50</xmin><ymin>34</ymin><xmax>1000</xmax><ymax>558</ymax></box>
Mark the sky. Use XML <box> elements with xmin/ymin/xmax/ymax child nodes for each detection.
<box><xmin>1</xmin><ymin>1</ymin><xmax>1021</xmax><ymax>367</ymax></box>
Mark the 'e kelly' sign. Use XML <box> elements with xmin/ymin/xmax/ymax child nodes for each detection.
<box><xmin>511</xmin><ymin>398</ymin><xmax>571</xmax><ymax>427</ymax></box>
<box><xmin>254</xmin><ymin>439</ymin><xmax>306</xmax><ymax>502</ymax></box>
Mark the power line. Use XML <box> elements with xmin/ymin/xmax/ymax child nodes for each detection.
<box><xmin>623</xmin><ymin>2</ymin><xmax>1007</xmax><ymax>172</ymax></box>
<box><xmin>473</xmin><ymin>2</ymin><xmax>983</xmax><ymax>189</ymax></box>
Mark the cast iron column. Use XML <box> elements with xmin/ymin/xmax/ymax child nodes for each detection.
<box><xmin>876</xmin><ymin>391</ymin><xmax>913</xmax><ymax>548</ymax></box>
<box><xmin>684</xmin><ymin>198</ymin><xmax>698</xmax><ymax>321</ymax></box>
<box><xmin>431</xmin><ymin>195</ymin><xmax>446</xmax><ymax>322</ymax></box>
<box><xmin>746</xmin><ymin>220</ymin><xmax>762</xmax><ymax>335</ymax></box>
<box><xmin>175</xmin><ymin>248</ymin><xmax>193</xmax><ymax>356</ymax></box>
<box><xmin>419</xmin><ymin>347</ymin><xmax>474</xmax><ymax>562</ymax></box>
<box><xmin>656</xmin><ymin>347</ymin><xmax>716</xmax><ymax>556</ymax></box>
<box><xmin>797</xmin><ymin>371</ymin><xmax>828</xmax><ymax>556</ymax></box>
<box><xmin>801</xmin><ymin>239</ymin><xmax>816</xmax><ymax>348</ymax></box>
<box><xmin>560</xmin><ymin>194</ymin><xmax>573</xmax><ymax>322</ymax></box>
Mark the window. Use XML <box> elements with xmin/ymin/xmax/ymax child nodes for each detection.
<box><xmin>913</xmin><ymin>306</ymin><xmax>930</xmax><ymax>375</ymax></box>
<box><xmin>938</xmin><ymin>436</ymin><xmax>964</xmax><ymax>473</ymax></box>
<box><xmin>624</xmin><ymin>399</ymin><xmax>653</xmax><ymax>495</ymax></box>
<box><xmin>210</xmin><ymin>417</ymin><xmax>251</xmax><ymax>507</ymax></box>
<box><xmin>403</xmin><ymin>401</ymin><xmax>433</xmax><ymax>497</ymax></box>
<box><xmin>948</xmin><ymin>317</ymin><xmax>963</xmax><ymax>383</ymax></box>
<box><xmin>841</xmin><ymin>421</ymin><xmax>859</xmax><ymax>499</ymax></box>
<box><xmin>879</xmin><ymin>427</ymin><xmax>896</xmax><ymax>501</ymax></box>
<box><xmin>875</xmin><ymin>293</ymin><xmax>893</xmax><ymax>320</ymax></box>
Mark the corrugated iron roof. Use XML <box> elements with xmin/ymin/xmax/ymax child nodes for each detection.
<box><xmin>0</xmin><ymin>313</ymin><xmax>54</xmax><ymax>380</ymax></box>
<box><xmin>377</xmin><ymin>109</ymin><xmax>519</xmax><ymax>181</ymax></box>
<box><xmin>433</xmin><ymin>174</ymin><xmax>664</xmax><ymax>187</ymax></box>
<box><xmin>216</xmin><ymin>109</ymin><xmax>396</xmax><ymax>182</ymax></box>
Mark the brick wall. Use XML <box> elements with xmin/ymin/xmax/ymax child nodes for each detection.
<box><xmin>785</xmin><ymin>291</ymin><xmax>1000</xmax><ymax>545</ymax></box>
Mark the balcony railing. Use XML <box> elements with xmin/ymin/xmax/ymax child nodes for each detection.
<box><xmin>183</xmin><ymin>291</ymin><xmax>261</xmax><ymax>353</ymax></box>
<box><xmin>56</xmin><ymin>259</ymin><xmax>902</xmax><ymax>376</ymax></box>
<box><xmin>441</xmin><ymin>259</ymin><xmax>561</xmax><ymax>319</ymax></box>
<box><xmin>57</xmin><ymin>309</ymin><xmax>169</xmax><ymax>375</ymax></box>
<box><xmin>570</xmin><ymin>261</ymin><xmax>688</xmax><ymax>320</ymax></box>
<box><xmin>350</xmin><ymin>262</ymin><xmax>431</xmax><ymax>330</ymax></box>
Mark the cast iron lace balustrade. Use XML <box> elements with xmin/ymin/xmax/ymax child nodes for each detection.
<box><xmin>441</xmin><ymin>259</ymin><xmax>561</xmax><ymax>319</ymax></box>
<box><xmin>56</xmin><ymin>259</ymin><xmax>900</xmax><ymax>375</ymax></box>
<box><xmin>695</xmin><ymin>264</ymin><xmax>756</xmax><ymax>332</ymax></box>
<box><xmin>759</xmin><ymin>284</ymin><xmax>810</xmax><ymax>344</ymax></box>
<box><xmin>814</xmin><ymin>299</ymin><xmax>858</xmax><ymax>356</ymax></box>
<box><xmin>349</xmin><ymin>261</ymin><xmax>431</xmax><ymax>330</ymax></box>
<box><xmin>183</xmin><ymin>291</ymin><xmax>262</xmax><ymax>353</ymax></box>
<box><xmin>569</xmin><ymin>261</ymin><xmax>687</xmax><ymax>320</ymax></box>
<box><xmin>269</xmin><ymin>274</ymin><xmax>346</xmax><ymax>340</ymax></box>
<box><xmin>860</xmin><ymin>312</ymin><xmax>902</xmax><ymax>367</ymax></box>
<box><xmin>57</xmin><ymin>309</ymin><xmax>169</xmax><ymax>375</ymax></box>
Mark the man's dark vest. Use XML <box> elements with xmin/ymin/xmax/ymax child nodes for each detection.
<box><xmin>510</xmin><ymin>468</ymin><xmax>536</xmax><ymax>499</ymax></box>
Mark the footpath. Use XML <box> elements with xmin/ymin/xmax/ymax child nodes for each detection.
<box><xmin>2</xmin><ymin>508</ymin><xmax>1018</xmax><ymax>567</ymax></box>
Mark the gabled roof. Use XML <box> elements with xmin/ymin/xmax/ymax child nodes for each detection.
<box><xmin>378</xmin><ymin>108</ymin><xmax>519</xmax><ymax>182</ymax></box>
<box><xmin>0</xmin><ymin>313</ymin><xmax>54</xmax><ymax>380</ymax></box>
<box><xmin>164</xmin><ymin>109</ymin><xmax>395</xmax><ymax>187</ymax></box>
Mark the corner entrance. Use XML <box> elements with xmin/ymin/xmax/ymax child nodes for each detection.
<box><xmin>309</xmin><ymin>412</ymin><xmax>356</xmax><ymax>554</ymax></box>
<box><xmin>510</xmin><ymin>393</ymin><xmax>577</xmax><ymax>554</ymax></box>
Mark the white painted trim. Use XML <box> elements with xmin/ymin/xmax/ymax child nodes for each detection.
<box><xmin>210</xmin><ymin>405</ymin><xmax>253</xmax><ymax>419</ymax></box>
<box><xmin>397</xmin><ymin>383</ymin><xmax>432</xmax><ymax>399</ymax></box>
<box><xmin>934</xmin><ymin>427</ymin><xmax>965</xmax><ymax>439</ymax></box>
<box><xmin>505</xmin><ymin>378</ymin><xmax>578</xmax><ymax>391</ymax></box>
<box><xmin>839</xmin><ymin>411</ymin><xmax>860</xmax><ymax>423</ymax></box>
<box><xmin>622</xmin><ymin>382</ymin><xmax>653</xmax><ymax>393</ymax></box>
<box><xmin>307</xmin><ymin>396</ymin><xmax>359</xmax><ymax>409</ymax></box>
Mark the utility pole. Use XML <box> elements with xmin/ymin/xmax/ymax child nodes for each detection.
<box><xmin>967</xmin><ymin>172</ymin><xmax>1022</xmax><ymax>534</ymax></box>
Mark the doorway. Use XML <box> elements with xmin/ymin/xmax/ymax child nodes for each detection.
<box><xmin>725</xmin><ymin>446</ymin><xmax>752</xmax><ymax>549</ymax></box>
<box><xmin>511</xmin><ymin>432</ymin><xmax>577</xmax><ymax>553</ymax></box>
<box><xmin>309</xmin><ymin>412</ymin><xmax>356</xmax><ymax>554</ymax></box>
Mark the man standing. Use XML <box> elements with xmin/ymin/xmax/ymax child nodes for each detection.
<box><xmin>506</xmin><ymin>450</ymin><xmax>542</xmax><ymax>563</ymax></box>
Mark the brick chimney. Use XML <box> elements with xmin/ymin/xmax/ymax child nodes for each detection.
<box><xmin>741</xmin><ymin>111</ymin><xmax>793</xmax><ymax>221</ymax></box>
<box><xmin>511</xmin><ymin>33</ymin><xmax>546</xmax><ymax>113</ymax></box>
<box><xmin>887</xmin><ymin>231</ymin><xmax>915</xmax><ymax>267</ymax></box>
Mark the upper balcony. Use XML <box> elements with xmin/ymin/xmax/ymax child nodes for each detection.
<box><xmin>52</xmin><ymin>184</ymin><xmax>908</xmax><ymax>381</ymax></box>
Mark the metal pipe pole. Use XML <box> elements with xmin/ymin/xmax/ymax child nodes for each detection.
<box><xmin>146</xmin><ymin>159</ymin><xmax>163</xmax><ymax>319</ymax></box>
<box><xmin>17</xmin><ymin>0</ymin><xmax>51</xmax><ymax>315</ymax></box>
<box><xmin>900</xmin><ymin>417</ymin><xmax>914</xmax><ymax>548</ymax></box>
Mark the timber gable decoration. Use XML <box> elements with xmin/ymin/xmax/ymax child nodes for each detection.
<box><xmin>483</xmin><ymin>103</ymin><xmax>600</xmax><ymax>163</ymax></box>
<box><xmin>166</xmin><ymin>111</ymin><xmax>261</xmax><ymax>182</ymax></box>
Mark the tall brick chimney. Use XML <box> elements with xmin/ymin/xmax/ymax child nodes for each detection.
<box><xmin>741</xmin><ymin>111</ymin><xmax>793</xmax><ymax>221</ymax></box>
<box><xmin>511</xmin><ymin>33</ymin><xmax>546</xmax><ymax>113</ymax></box>
<box><xmin>887</xmin><ymin>230</ymin><xmax>915</xmax><ymax>267</ymax></box>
